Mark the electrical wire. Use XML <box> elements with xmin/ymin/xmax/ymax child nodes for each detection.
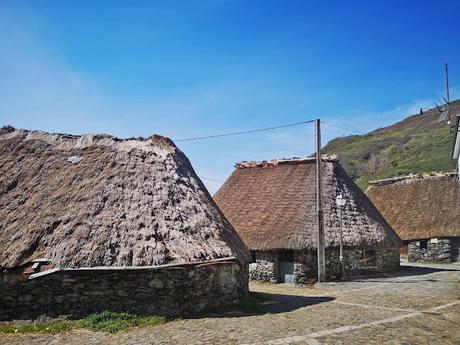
<box><xmin>199</xmin><ymin>176</ymin><xmax>225</xmax><ymax>183</ymax></box>
<box><xmin>174</xmin><ymin>119</ymin><xmax>316</xmax><ymax>142</ymax></box>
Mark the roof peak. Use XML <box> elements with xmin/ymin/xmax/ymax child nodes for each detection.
<box><xmin>235</xmin><ymin>155</ymin><xmax>338</xmax><ymax>169</ymax></box>
<box><xmin>1</xmin><ymin>126</ymin><xmax>176</xmax><ymax>153</ymax></box>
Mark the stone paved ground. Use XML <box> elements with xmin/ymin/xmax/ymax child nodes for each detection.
<box><xmin>1</xmin><ymin>262</ymin><xmax>459</xmax><ymax>345</ymax></box>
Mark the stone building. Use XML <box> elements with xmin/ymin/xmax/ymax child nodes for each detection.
<box><xmin>0</xmin><ymin>126</ymin><xmax>250</xmax><ymax>320</ymax></box>
<box><xmin>453</xmin><ymin>114</ymin><xmax>460</xmax><ymax>177</ymax></box>
<box><xmin>214</xmin><ymin>157</ymin><xmax>401</xmax><ymax>284</ymax></box>
<box><xmin>366</xmin><ymin>172</ymin><xmax>460</xmax><ymax>263</ymax></box>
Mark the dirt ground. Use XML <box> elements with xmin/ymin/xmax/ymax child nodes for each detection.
<box><xmin>1</xmin><ymin>262</ymin><xmax>459</xmax><ymax>345</ymax></box>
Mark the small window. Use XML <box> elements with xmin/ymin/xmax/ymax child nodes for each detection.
<box><xmin>250</xmin><ymin>251</ymin><xmax>257</xmax><ymax>263</ymax></box>
<box><xmin>360</xmin><ymin>249</ymin><xmax>376</xmax><ymax>265</ymax></box>
<box><xmin>419</xmin><ymin>240</ymin><xmax>428</xmax><ymax>249</ymax></box>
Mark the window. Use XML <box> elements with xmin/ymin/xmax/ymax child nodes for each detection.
<box><xmin>360</xmin><ymin>249</ymin><xmax>376</xmax><ymax>266</ymax></box>
<box><xmin>250</xmin><ymin>251</ymin><xmax>257</xmax><ymax>263</ymax></box>
<box><xmin>419</xmin><ymin>240</ymin><xmax>428</xmax><ymax>249</ymax></box>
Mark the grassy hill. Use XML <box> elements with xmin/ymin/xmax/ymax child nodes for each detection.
<box><xmin>323</xmin><ymin>99</ymin><xmax>459</xmax><ymax>190</ymax></box>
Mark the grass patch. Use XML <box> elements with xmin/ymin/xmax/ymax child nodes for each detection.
<box><xmin>0</xmin><ymin>320</ymin><xmax>77</xmax><ymax>334</ymax></box>
<box><xmin>0</xmin><ymin>311</ymin><xmax>166</xmax><ymax>334</ymax></box>
<box><xmin>80</xmin><ymin>311</ymin><xmax>165</xmax><ymax>333</ymax></box>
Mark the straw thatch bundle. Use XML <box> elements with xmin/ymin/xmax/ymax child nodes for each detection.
<box><xmin>366</xmin><ymin>173</ymin><xmax>460</xmax><ymax>240</ymax></box>
<box><xmin>214</xmin><ymin>158</ymin><xmax>401</xmax><ymax>251</ymax></box>
<box><xmin>0</xmin><ymin>126</ymin><xmax>249</xmax><ymax>269</ymax></box>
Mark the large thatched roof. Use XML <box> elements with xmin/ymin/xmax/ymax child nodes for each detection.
<box><xmin>366</xmin><ymin>173</ymin><xmax>460</xmax><ymax>241</ymax></box>
<box><xmin>214</xmin><ymin>158</ymin><xmax>401</xmax><ymax>251</ymax></box>
<box><xmin>0</xmin><ymin>126</ymin><xmax>249</xmax><ymax>269</ymax></box>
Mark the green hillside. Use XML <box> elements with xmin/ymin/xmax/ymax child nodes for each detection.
<box><xmin>323</xmin><ymin>99</ymin><xmax>459</xmax><ymax>190</ymax></box>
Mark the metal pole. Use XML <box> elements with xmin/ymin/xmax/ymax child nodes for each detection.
<box><xmin>316</xmin><ymin>119</ymin><xmax>326</xmax><ymax>282</ymax></box>
<box><xmin>445</xmin><ymin>63</ymin><xmax>450</xmax><ymax>104</ymax></box>
<box><xmin>339</xmin><ymin>206</ymin><xmax>344</xmax><ymax>280</ymax></box>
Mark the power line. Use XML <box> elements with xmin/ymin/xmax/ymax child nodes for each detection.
<box><xmin>199</xmin><ymin>176</ymin><xmax>225</xmax><ymax>183</ymax></box>
<box><xmin>174</xmin><ymin>119</ymin><xmax>316</xmax><ymax>142</ymax></box>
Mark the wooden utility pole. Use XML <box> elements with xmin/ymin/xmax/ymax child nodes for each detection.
<box><xmin>445</xmin><ymin>63</ymin><xmax>450</xmax><ymax>104</ymax></box>
<box><xmin>315</xmin><ymin>119</ymin><xmax>326</xmax><ymax>282</ymax></box>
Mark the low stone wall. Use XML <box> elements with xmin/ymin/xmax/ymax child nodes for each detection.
<box><xmin>0</xmin><ymin>258</ymin><xmax>248</xmax><ymax>321</ymax></box>
<box><xmin>334</xmin><ymin>249</ymin><xmax>399</xmax><ymax>278</ymax></box>
<box><xmin>249</xmin><ymin>251</ymin><xmax>278</xmax><ymax>282</ymax></box>
<box><xmin>408</xmin><ymin>238</ymin><xmax>453</xmax><ymax>263</ymax></box>
<box><xmin>250</xmin><ymin>249</ymin><xmax>400</xmax><ymax>284</ymax></box>
<box><xmin>295</xmin><ymin>249</ymin><xmax>400</xmax><ymax>283</ymax></box>
<box><xmin>293</xmin><ymin>251</ymin><xmax>317</xmax><ymax>284</ymax></box>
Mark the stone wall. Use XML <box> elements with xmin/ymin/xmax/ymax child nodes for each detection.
<box><xmin>408</xmin><ymin>238</ymin><xmax>454</xmax><ymax>263</ymax></box>
<box><xmin>295</xmin><ymin>249</ymin><xmax>400</xmax><ymax>282</ymax></box>
<box><xmin>248</xmin><ymin>251</ymin><xmax>278</xmax><ymax>282</ymax></box>
<box><xmin>250</xmin><ymin>249</ymin><xmax>400</xmax><ymax>284</ymax></box>
<box><xmin>293</xmin><ymin>251</ymin><xmax>317</xmax><ymax>284</ymax></box>
<box><xmin>0</xmin><ymin>259</ymin><xmax>248</xmax><ymax>321</ymax></box>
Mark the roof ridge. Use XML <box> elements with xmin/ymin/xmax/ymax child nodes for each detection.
<box><xmin>235</xmin><ymin>155</ymin><xmax>338</xmax><ymax>169</ymax></box>
<box><xmin>0</xmin><ymin>126</ymin><xmax>176</xmax><ymax>153</ymax></box>
<box><xmin>369</xmin><ymin>171</ymin><xmax>458</xmax><ymax>186</ymax></box>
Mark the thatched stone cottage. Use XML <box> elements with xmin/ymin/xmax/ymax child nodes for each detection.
<box><xmin>0</xmin><ymin>126</ymin><xmax>250</xmax><ymax>320</ymax></box>
<box><xmin>366</xmin><ymin>173</ymin><xmax>460</xmax><ymax>263</ymax></box>
<box><xmin>214</xmin><ymin>157</ymin><xmax>401</xmax><ymax>283</ymax></box>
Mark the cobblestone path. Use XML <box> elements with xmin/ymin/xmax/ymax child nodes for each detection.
<box><xmin>1</xmin><ymin>262</ymin><xmax>459</xmax><ymax>345</ymax></box>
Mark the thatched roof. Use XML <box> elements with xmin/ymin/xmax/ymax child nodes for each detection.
<box><xmin>0</xmin><ymin>126</ymin><xmax>249</xmax><ymax>269</ymax></box>
<box><xmin>366</xmin><ymin>172</ymin><xmax>460</xmax><ymax>241</ymax></box>
<box><xmin>213</xmin><ymin>158</ymin><xmax>401</xmax><ymax>251</ymax></box>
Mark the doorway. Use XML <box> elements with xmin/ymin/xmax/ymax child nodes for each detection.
<box><xmin>279</xmin><ymin>250</ymin><xmax>294</xmax><ymax>283</ymax></box>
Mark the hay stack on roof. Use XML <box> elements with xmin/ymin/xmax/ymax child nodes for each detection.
<box><xmin>214</xmin><ymin>157</ymin><xmax>401</xmax><ymax>251</ymax></box>
<box><xmin>366</xmin><ymin>172</ymin><xmax>460</xmax><ymax>241</ymax></box>
<box><xmin>0</xmin><ymin>126</ymin><xmax>249</xmax><ymax>269</ymax></box>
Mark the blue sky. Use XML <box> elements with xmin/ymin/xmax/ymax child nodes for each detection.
<box><xmin>1</xmin><ymin>0</ymin><xmax>459</xmax><ymax>193</ymax></box>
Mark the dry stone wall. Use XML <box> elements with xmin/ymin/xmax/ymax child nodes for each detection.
<box><xmin>249</xmin><ymin>251</ymin><xmax>278</xmax><ymax>282</ymax></box>
<box><xmin>249</xmin><ymin>249</ymin><xmax>400</xmax><ymax>284</ymax></box>
<box><xmin>0</xmin><ymin>260</ymin><xmax>248</xmax><ymax>321</ymax></box>
<box><xmin>294</xmin><ymin>249</ymin><xmax>400</xmax><ymax>283</ymax></box>
<box><xmin>408</xmin><ymin>238</ymin><xmax>453</xmax><ymax>263</ymax></box>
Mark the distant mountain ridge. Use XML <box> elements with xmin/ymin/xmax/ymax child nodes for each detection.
<box><xmin>323</xmin><ymin>99</ymin><xmax>460</xmax><ymax>190</ymax></box>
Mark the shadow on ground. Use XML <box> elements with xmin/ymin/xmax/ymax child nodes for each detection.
<box><xmin>397</xmin><ymin>265</ymin><xmax>459</xmax><ymax>276</ymax></box>
<box><xmin>257</xmin><ymin>293</ymin><xmax>334</xmax><ymax>314</ymax></box>
<box><xmin>343</xmin><ymin>265</ymin><xmax>460</xmax><ymax>283</ymax></box>
<box><xmin>205</xmin><ymin>292</ymin><xmax>334</xmax><ymax>318</ymax></box>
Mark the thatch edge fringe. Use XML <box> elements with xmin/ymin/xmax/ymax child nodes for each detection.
<box><xmin>28</xmin><ymin>256</ymin><xmax>238</xmax><ymax>280</ymax></box>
